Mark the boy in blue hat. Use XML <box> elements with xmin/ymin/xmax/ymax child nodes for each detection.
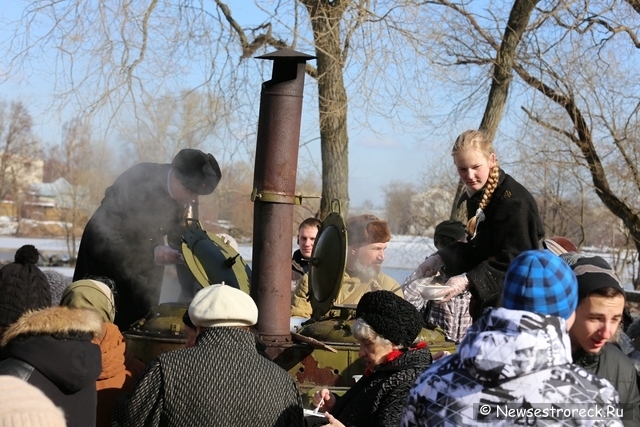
<box><xmin>401</xmin><ymin>250</ymin><xmax>623</xmax><ymax>427</ymax></box>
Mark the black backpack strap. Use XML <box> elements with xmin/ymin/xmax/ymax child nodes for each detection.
<box><xmin>0</xmin><ymin>358</ymin><xmax>35</xmax><ymax>382</ymax></box>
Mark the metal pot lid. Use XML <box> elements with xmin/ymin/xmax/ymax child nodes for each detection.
<box><xmin>182</xmin><ymin>220</ymin><xmax>252</xmax><ymax>294</ymax></box>
<box><xmin>309</xmin><ymin>200</ymin><xmax>347</xmax><ymax>319</ymax></box>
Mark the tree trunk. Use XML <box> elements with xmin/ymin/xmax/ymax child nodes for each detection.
<box><xmin>479</xmin><ymin>0</ymin><xmax>539</xmax><ymax>141</ymax></box>
<box><xmin>303</xmin><ymin>0</ymin><xmax>350</xmax><ymax>219</ymax></box>
<box><xmin>451</xmin><ymin>0</ymin><xmax>540</xmax><ymax>220</ymax></box>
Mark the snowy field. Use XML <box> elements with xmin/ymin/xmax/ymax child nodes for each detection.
<box><xmin>0</xmin><ymin>233</ymin><xmax>636</xmax><ymax>291</ymax></box>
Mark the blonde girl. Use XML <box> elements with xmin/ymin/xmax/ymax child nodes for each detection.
<box><xmin>407</xmin><ymin>130</ymin><xmax>544</xmax><ymax>320</ymax></box>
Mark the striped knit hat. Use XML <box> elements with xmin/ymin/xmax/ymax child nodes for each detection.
<box><xmin>560</xmin><ymin>254</ymin><xmax>625</xmax><ymax>301</ymax></box>
<box><xmin>502</xmin><ymin>250</ymin><xmax>578</xmax><ymax>319</ymax></box>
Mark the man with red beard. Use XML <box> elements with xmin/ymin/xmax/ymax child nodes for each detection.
<box><xmin>291</xmin><ymin>214</ymin><xmax>402</xmax><ymax>318</ymax></box>
<box><xmin>562</xmin><ymin>253</ymin><xmax>640</xmax><ymax>427</ymax></box>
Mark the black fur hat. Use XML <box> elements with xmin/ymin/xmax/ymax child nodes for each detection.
<box><xmin>0</xmin><ymin>245</ymin><xmax>51</xmax><ymax>327</ymax></box>
<box><xmin>172</xmin><ymin>149</ymin><xmax>222</xmax><ymax>195</ymax></box>
<box><xmin>434</xmin><ymin>220</ymin><xmax>466</xmax><ymax>249</ymax></box>
<box><xmin>356</xmin><ymin>290</ymin><xmax>422</xmax><ymax>347</ymax></box>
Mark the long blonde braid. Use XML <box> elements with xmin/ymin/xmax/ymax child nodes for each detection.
<box><xmin>467</xmin><ymin>164</ymin><xmax>500</xmax><ymax>237</ymax></box>
<box><xmin>451</xmin><ymin>130</ymin><xmax>499</xmax><ymax>238</ymax></box>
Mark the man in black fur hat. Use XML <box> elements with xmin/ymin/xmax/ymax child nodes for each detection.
<box><xmin>73</xmin><ymin>149</ymin><xmax>221</xmax><ymax>331</ymax></box>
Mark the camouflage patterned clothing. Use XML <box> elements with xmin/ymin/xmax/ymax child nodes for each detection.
<box><xmin>291</xmin><ymin>269</ymin><xmax>402</xmax><ymax>318</ymax></box>
<box><xmin>401</xmin><ymin>308</ymin><xmax>623</xmax><ymax>427</ymax></box>
<box><xmin>112</xmin><ymin>327</ymin><xmax>303</xmax><ymax>427</ymax></box>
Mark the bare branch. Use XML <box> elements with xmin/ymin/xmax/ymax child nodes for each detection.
<box><xmin>515</xmin><ymin>62</ymin><xmax>640</xmax><ymax>248</ymax></box>
<box><xmin>214</xmin><ymin>0</ymin><xmax>287</xmax><ymax>58</ymax></box>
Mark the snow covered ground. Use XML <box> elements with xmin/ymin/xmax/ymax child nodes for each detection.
<box><xmin>0</xmin><ymin>233</ymin><xmax>636</xmax><ymax>290</ymax></box>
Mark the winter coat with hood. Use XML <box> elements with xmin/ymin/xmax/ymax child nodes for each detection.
<box><xmin>573</xmin><ymin>343</ymin><xmax>640</xmax><ymax>427</ymax></box>
<box><xmin>324</xmin><ymin>346</ymin><xmax>432</xmax><ymax>427</ymax></box>
<box><xmin>0</xmin><ymin>306</ymin><xmax>102</xmax><ymax>427</ymax></box>
<box><xmin>60</xmin><ymin>278</ymin><xmax>147</xmax><ymax>427</ymax></box>
<box><xmin>401</xmin><ymin>308</ymin><xmax>623</xmax><ymax>427</ymax></box>
<box><xmin>437</xmin><ymin>170</ymin><xmax>544</xmax><ymax>320</ymax></box>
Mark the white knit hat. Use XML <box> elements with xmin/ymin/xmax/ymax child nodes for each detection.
<box><xmin>0</xmin><ymin>376</ymin><xmax>66</xmax><ymax>427</ymax></box>
<box><xmin>188</xmin><ymin>284</ymin><xmax>258</xmax><ymax>328</ymax></box>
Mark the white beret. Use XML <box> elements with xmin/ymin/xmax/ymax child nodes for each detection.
<box><xmin>188</xmin><ymin>283</ymin><xmax>258</xmax><ymax>328</ymax></box>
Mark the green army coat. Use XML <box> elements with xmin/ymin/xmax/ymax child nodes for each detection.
<box><xmin>291</xmin><ymin>269</ymin><xmax>402</xmax><ymax>318</ymax></box>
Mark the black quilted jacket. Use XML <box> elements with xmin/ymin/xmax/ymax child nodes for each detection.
<box><xmin>329</xmin><ymin>347</ymin><xmax>432</xmax><ymax>427</ymax></box>
<box><xmin>112</xmin><ymin>327</ymin><xmax>303</xmax><ymax>427</ymax></box>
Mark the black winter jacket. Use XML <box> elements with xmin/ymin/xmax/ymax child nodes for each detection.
<box><xmin>292</xmin><ymin>249</ymin><xmax>309</xmax><ymax>291</ymax></box>
<box><xmin>437</xmin><ymin>170</ymin><xmax>544</xmax><ymax>319</ymax></box>
<box><xmin>0</xmin><ymin>307</ymin><xmax>102</xmax><ymax>427</ymax></box>
<box><xmin>326</xmin><ymin>347</ymin><xmax>432</xmax><ymax>427</ymax></box>
<box><xmin>73</xmin><ymin>162</ymin><xmax>192</xmax><ymax>330</ymax></box>
<box><xmin>573</xmin><ymin>343</ymin><xmax>640</xmax><ymax>427</ymax></box>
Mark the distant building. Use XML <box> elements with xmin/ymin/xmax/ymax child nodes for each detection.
<box><xmin>1</xmin><ymin>155</ymin><xmax>44</xmax><ymax>189</ymax></box>
<box><xmin>23</xmin><ymin>178</ymin><xmax>91</xmax><ymax>221</ymax></box>
<box><xmin>407</xmin><ymin>187</ymin><xmax>455</xmax><ymax>235</ymax></box>
<box><xmin>0</xmin><ymin>155</ymin><xmax>45</xmax><ymax>217</ymax></box>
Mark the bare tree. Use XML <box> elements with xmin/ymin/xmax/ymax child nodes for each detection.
<box><xmin>4</xmin><ymin>1</ymin><xmax>441</xmax><ymax>220</ymax></box>
<box><xmin>424</xmin><ymin>0</ymin><xmax>640</xmax><ymax>283</ymax></box>
<box><xmin>48</xmin><ymin>118</ymin><xmax>103</xmax><ymax>257</ymax></box>
<box><xmin>213</xmin><ymin>0</ymin><xmax>444</xmax><ymax>217</ymax></box>
<box><xmin>428</xmin><ymin>0</ymin><xmax>541</xmax><ymax>217</ymax></box>
<box><xmin>119</xmin><ymin>90</ymin><xmax>231</xmax><ymax>164</ymax></box>
<box><xmin>510</xmin><ymin>2</ymin><xmax>640</xmax><ymax>260</ymax></box>
<box><xmin>0</xmin><ymin>101</ymin><xmax>41</xmax><ymax>230</ymax></box>
<box><xmin>383</xmin><ymin>181</ymin><xmax>418</xmax><ymax>234</ymax></box>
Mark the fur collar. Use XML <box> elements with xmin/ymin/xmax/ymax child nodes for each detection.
<box><xmin>2</xmin><ymin>306</ymin><xmax>103</xmax><ymax>347</ymax></box>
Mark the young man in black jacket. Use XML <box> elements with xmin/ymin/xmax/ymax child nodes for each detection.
<box><xmin>563</xmin><ymin>254</ymin><xmax>640</xmax><ymax>427</ymax></box>
<box><xmin>291</xmin><ymin>217</ymin><xmax>321</xmax><ymax>294</ymax></box>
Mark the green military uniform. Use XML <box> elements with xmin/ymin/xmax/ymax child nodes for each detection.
<box><xmin>291</xmin><ymin>269</ymin><xmax>402</xmax><ymax>318</ymax></box>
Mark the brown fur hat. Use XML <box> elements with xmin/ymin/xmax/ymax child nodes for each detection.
<box><xmin>2</xmin><ymin>306</ymin><xmax>103</xmax><ymax>347</ymax></box>
<box><xmin>347</xmin><ymin>214</ymin><xmax>391</xmax><ymax>247</ymax></box>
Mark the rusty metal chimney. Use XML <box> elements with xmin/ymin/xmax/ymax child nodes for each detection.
<box><xmin>251</xmin><ymin>48</ymin><xmax>315</xmax><ymax>348</ymax></box>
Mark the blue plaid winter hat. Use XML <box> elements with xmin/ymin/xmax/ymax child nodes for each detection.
<box><xmin>503</xmin><ymin>250</ymin><xmax>577</xmax><ymax>319</ymax></box>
